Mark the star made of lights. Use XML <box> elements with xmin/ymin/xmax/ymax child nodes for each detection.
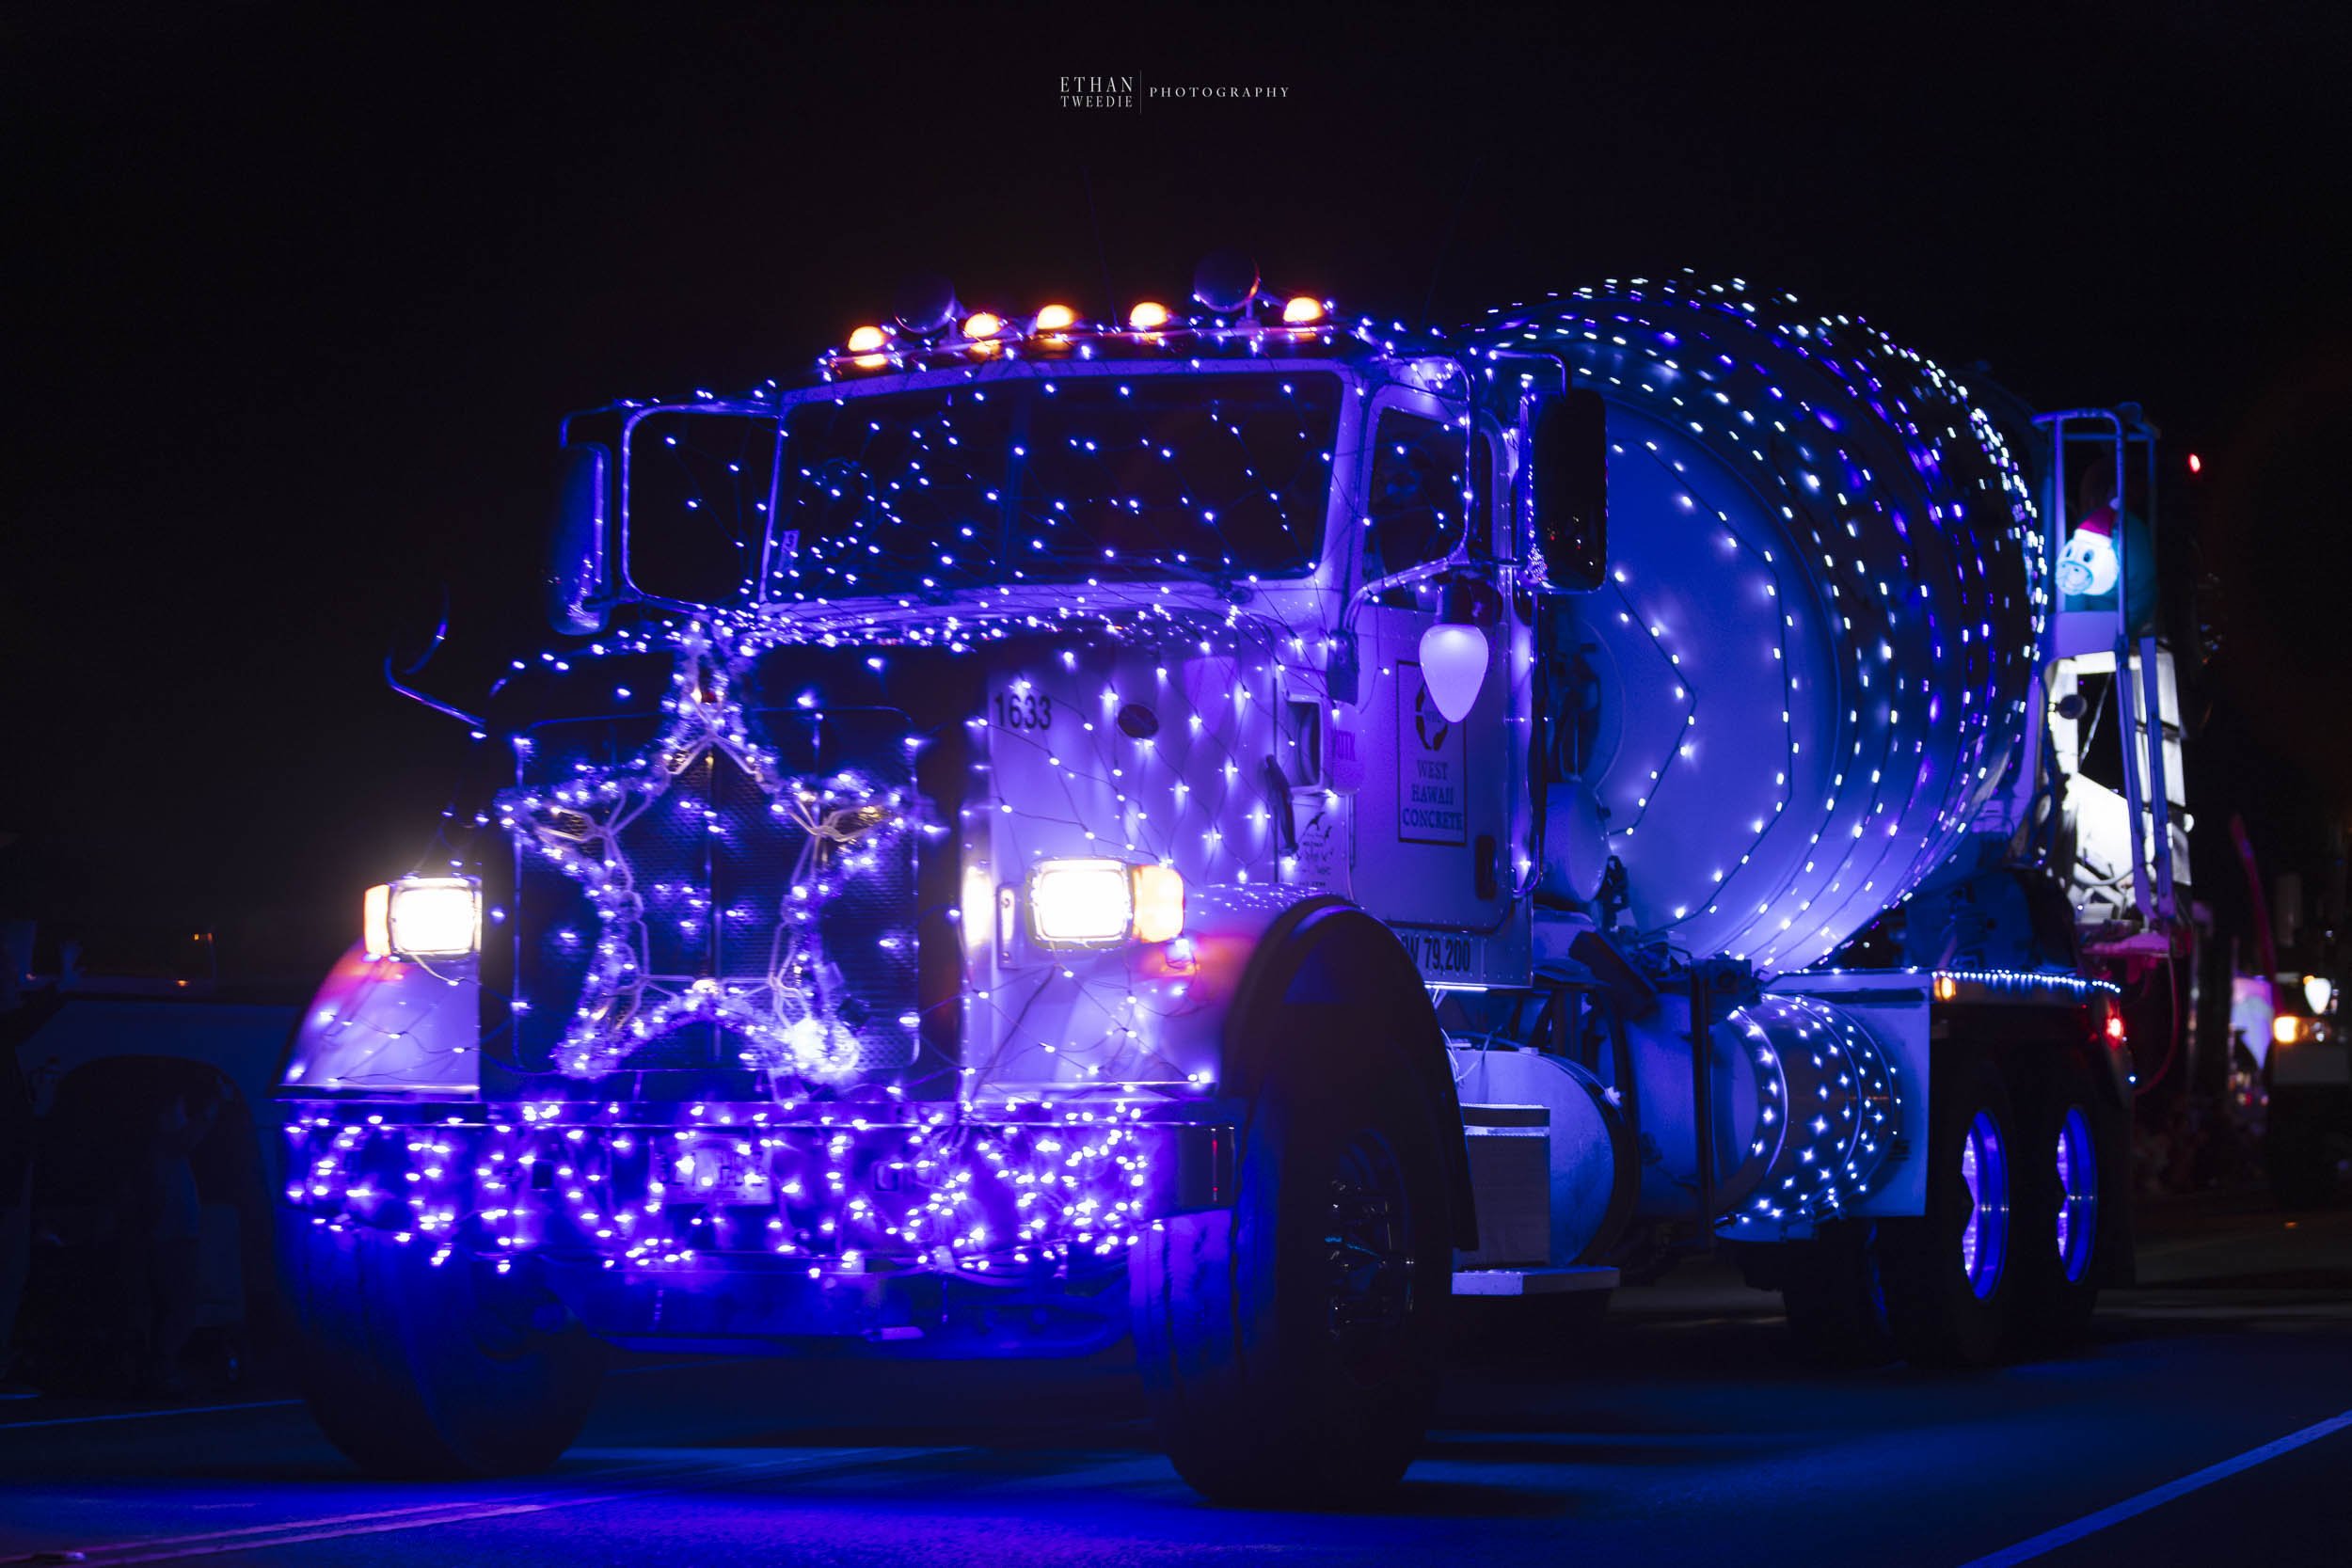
<box><xmin>496</xmin><ymin>628</ymin><xmax>910</xmax><ymax>1082</ymax></box>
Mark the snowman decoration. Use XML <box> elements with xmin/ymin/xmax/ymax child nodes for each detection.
<box><xmin>2057</xmin><ymin>503</ymin><xmax>2120</xmax><ymax>599</ymax></box>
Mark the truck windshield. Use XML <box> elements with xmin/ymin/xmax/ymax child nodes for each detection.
<box><xmin>766</xmin><ymin>370</ymin><xmax>1342</xmax><ymax>600</ymax></box>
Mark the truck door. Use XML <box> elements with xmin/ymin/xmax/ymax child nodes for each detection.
<box><xmin>1344</xmin><ymin>388</ymin><xmax>1516</xmax><ymax>971</ymax></box>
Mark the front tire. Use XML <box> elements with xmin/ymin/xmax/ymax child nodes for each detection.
<box><xmin>282</xmin><ymin>1219</ymin><xmax>606</xmax><ymax>1477</ymax></box>
<box><xmin>1133</xmin><ymin>1037</ymin><xmax>1452</xmax><ymax>1506</ymax></box>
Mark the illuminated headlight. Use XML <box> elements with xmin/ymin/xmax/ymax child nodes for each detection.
<box><xmin>364</xmin><ymin>876</ymin><xmax>482</xmax><ymax>960</ymax></box>
<box><xmin>1025</xmin><ymin>859</ymin><xmax>1184</xmax><ymax>948</ymax></box>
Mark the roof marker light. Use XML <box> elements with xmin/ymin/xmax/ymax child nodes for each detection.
<box><xmin>962</xmin><ymin>311</ymin><xmax>1004</xmax><ymax>340</ymax></box>
<box><xmin>1282</xmin><ymin>295</ymin><xmax>1326</xmax><ymax>325</ymax></box>
<box><xmin>1128</xmin><ymin>300</ymin><xmax>1170</xmax><ymax>331</ymax></box>
<box><xmin>1034</xmin><ymin>303</ymin><xmax>1077</xmax><ymax>332</ymax></box>
<box><xmin>843</xmin><ymin>325</ymin><xmax>889</xmax><ymax>369</ymax></box>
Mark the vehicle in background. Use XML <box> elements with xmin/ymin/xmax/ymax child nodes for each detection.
<box><xmin>15</xmin><ymin>1055</ymin><xmax>271</xmax><ymax>1393</ymax></box>
<box><xmin>2266</xmin><ymin>973</ymin><xmax>2344</xmax><ymax>1206</ymax></box>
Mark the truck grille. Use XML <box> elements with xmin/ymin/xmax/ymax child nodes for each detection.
<box><xmin>505</xmin><ymin>705</ymin><xmax>923</xmax><ymax>1080</ymax></box>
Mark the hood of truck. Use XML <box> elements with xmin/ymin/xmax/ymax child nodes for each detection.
<box><xmin>480</xmin><ymin>607</ymin><xmax>1310</xmax><ymax>1097</ymax></box>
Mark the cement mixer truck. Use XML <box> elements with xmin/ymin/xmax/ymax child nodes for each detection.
<box><xmin>278</xmin><ymin>264</ymin><xmax>2188</xmax><ymax>1503</ymax></box>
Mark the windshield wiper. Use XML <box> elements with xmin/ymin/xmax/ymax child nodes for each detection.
<box><xmin>1032</xmin><ymin>553</ymin><xmax>1253</xmax><ymax>600</ymax></box>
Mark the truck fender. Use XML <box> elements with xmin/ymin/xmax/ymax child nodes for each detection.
<box><xmin>1195</xmin><ymin>892</ymin><xmax>1478</xmax><ymax>1252</ymax></box>
<box><xmin>278</xmin><ymin>940</ymin><xmax>480</xmax><ymax>1096</ymax></box>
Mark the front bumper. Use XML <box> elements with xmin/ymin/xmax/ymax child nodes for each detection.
<box><xmin>280</xmin><ymin>1097</ymin><xmax>1233</xmax><ymax>1340</ymax></box>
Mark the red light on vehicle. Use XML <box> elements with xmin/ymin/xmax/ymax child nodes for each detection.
<box><xmin>2186</xmin><ymin>453</ymin><xmax>2202</xmax><ymax>475</ymax></box>
<box><xmin>2105</xmin><ymin>1010</ymin><xmax>2127</xmax><ymax>1043</ymax></box>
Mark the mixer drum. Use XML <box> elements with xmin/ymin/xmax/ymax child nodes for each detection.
<box><xmin>1485</xmin><ymin>279</ymin><xmax>2043</xmax><ymax>974</ymax></box>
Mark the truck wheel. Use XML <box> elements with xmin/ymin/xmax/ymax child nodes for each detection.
<box><xmin>1776</xmin><ymin>1221</ymin><xmax>1897</xmax><ymax>1368</ymax></box>
<box><xmin>2010</xmin><ymin>1053</ymin><xmax>2114</xmax><ymax>1350</ymax></box>
<box><xmin>1132</xmin><ymin>1037</ymin><xmax>1451</xmax><ymax>1506</ymax></box>
<box><xmin>283</xmin><ymin>1218</ymin><xmax>606</xmax><ymax>1477</ymax></box>
<box><xmin>1878</xmin><ymin>1053</ymin><xmax>2018</xmax><ymax>1367</ymax></box>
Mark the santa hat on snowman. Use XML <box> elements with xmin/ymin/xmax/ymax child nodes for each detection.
<box><xmin>2057</xmin><ymin>456</ymin><xmax>2121</xmax><ymax>599</ymax></box>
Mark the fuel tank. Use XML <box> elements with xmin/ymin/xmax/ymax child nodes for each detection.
<box><xmin>1475</xmin><ymin>279</ymin><xmax>2043</xmax><ymax>974</ymax></box>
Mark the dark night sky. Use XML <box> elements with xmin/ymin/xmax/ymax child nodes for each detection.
<box><xmin>6</xmin><ymin>3</ymin><xmax>2348</xmax><ymax>975</ymax></box>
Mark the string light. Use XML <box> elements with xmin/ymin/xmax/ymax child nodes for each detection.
<box><xmin>283</xmin><ymin>1096</ymin><xmax>1162</xmax><ymax>1277</ymax></box>
<box><xmin>283</xmin><ymin>294</ymin><xmax>1403</xmax><ymax>1282</ymax></box>
<box><xmin>1721</xmin><ymin>993</ymin><xmax>1901</xmax><ymax>1229</ymax></box>
<box><xmin>494</xmin><ymin>625</ymin><xmax>914</xmax><ymax>1081</ymax></box>
<box><xmin>1470</xmin><ymin>276</ymin><xmax>2042</xmax><ymax>973</ymax></box>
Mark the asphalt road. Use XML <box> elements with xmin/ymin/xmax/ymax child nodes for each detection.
<box><xmin>5</xmin><ymin>1190</ymin><xmax>2349</xmax><ymax>1568</ymax></box>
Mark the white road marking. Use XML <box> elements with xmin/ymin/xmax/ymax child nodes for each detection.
<box><xmin>2</xmin><ymin>1453</ymin><xmax>786</xmax><ymax>1557</ymax></box>
<box><xmin>0</xmin><ymin>1399</ymin><xmax>300</xmax><ymax>1432</ymax></box>
<box><xmin>0</xmin><ymin>1451</ymin><xmax>820</xmax><ymax>1560</ymax></box>
<box><xmin>1958</xmin><ymin>1408</ymin><xmax>2352</xmax><ymax>1567</ymax></box>
<box><xmin>0</xmin><ymin>1447</ymin><xmax>930</xmax><ymax>1565</ymax></box>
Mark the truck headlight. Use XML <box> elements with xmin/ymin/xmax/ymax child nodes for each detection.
<box><xmin>364</xmin><ymin>876</ymin><xmax>483</xmax><ymax>960</ymax></box>
<box><xmin>1025</xmin><ymin>859</ymin><xmax>1184</xmax><ymax>948</ymax></box>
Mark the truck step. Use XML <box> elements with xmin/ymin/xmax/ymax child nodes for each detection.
<box><xmin>1452</xmin><ymin>1264</ymin><xmax>1619</xmax><ymax>1297</ymax></box>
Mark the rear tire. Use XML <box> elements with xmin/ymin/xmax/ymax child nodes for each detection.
<box><xmin>1133</xmin><ymin>1037</ymin><xmax>1452</xmax><ymax>1506</ymax></box>
<box><xmin>282</xmin><ymin>1218</ymin><xmax>606</xmax><ymax>1477</ymax></box>
<box><xmin>2010</xmin><ymin>1052</ymin><xmax>2117</xmax><ymax>1351</ymax></box>
<box><xmin>1776</xmin><ymin>1221</ymin><xmax>1898</xmax><ymax>1368</ymax></box>
<box><xmin>1878</xmin><ymin>1052</ymin><xmax>2019</xmax><ymax>1367</ymax></box>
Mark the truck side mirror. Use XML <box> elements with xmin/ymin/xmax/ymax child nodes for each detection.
<box><xmin>547</xmin><ymin>443</ymin><xmax>610</xmax><ymax>635</ymax></box>
<box><xmin>1524</xmin><ymin>388</ymin><xmax>1608</xmax><ymax>591</ymax></box>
